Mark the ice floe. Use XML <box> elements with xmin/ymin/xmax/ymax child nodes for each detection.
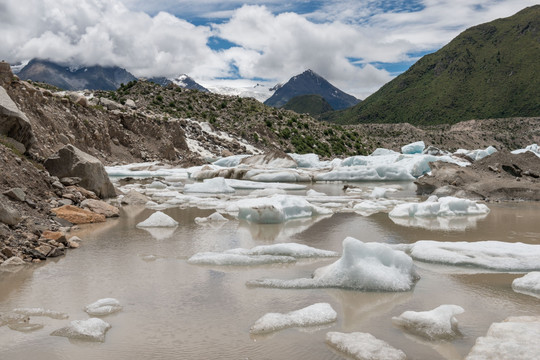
<box><xmin>235</xmin><ymin>195</ymin><xmax>332</xmax><ymax>224</ymax></box>
<box><xmin>455</xmin><ymin>145</ymin><xmax>497</xmax><ymax>161</ymax></box>
<box><xmin>194</xmin><ymin>212</ymin><xmax>229</xmax><ymax>224</ymax></box>
<box><xmin>326</xmin><ymin>331</ymin><xmax>406</xmax><ymax>360</ymax></box>
<box><xmin>213</xmin><ymin>154</ymin><xmax>251</xmax><ymax>167</ymax></box>
<box><xmin>250</xmin><ymin>303</ymin><xmax>337</xmax><ymax>334</ymax></box>
<box><xmin>465</xmin><ymin>316</ymin><xmax>540</xmax><ymax>360</ymax></box>
<box><xmin>389</xmin><ymin>214</ymin><xmax>489</xmax><ymax>231</ymax></box>
<box><xmin>395</xmin><ymin>240</ymin><xmax>540</xmax><ymax>271</ymax></box>
<box><xmin>389</xmin><ymin>195</ymin><xmax>490</xmax><ymax>218</ymax></box>
<box><xmin>136</xmin><ymin>211</ymin><xmax>179</xmax><ymax>227</ymax></box>
<box><xmin>401</xmin><ymin>141</ymin><xmax>425</xmax><ymax>154</ymax></box>
<box><xmin>226</xmin><ymin>179</ymin><xmax>306</xmax><ymax>190</ymax></box>
<box><xmin>314</xmin><ymin>165</ymin><xmax>415</xmax><ymax>182</ymax></box>
<box><xmin>392</xmin><ymin>304</ymin><xmax>464</xmax><ymax>340</ymax></box>
<box><xmin>51</xmin><ymin>318</ymin><xmax>111</xmax><ymax>342</ymax></box>
<box><xmin>13</xmin><ymin>308</ymin><xmax>69</xmax><ymax>319</ymax></box>
<box><xmin>188</xmin><ymin>243</ymin><xmax>338</xmax><ymax>266</ymax></box>
<box><xmin>184</xmin><ymin>177</ymin><xmax>235</xmax><ymax>194</ymax></box>
<box><xmin>512</xmin><ymin>272</ymin><xmax>540</xmax><ymax>298</ymax></box>
<box><xmin>247</xmin><ymin>237</ymin><xmax>419</xmax><ymax>291</ymax></box>
<box><xmin>84</xmin><ymin>298</ymin><xmax>123</xmax><ymax>316</ymax></box>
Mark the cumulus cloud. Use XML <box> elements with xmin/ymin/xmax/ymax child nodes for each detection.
<box><xmin>0</xmin><ymin>0</ymin><xmax>537</xmax><ymax>98</ymax></box>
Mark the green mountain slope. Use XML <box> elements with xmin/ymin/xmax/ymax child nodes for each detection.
<box><xmin>327</xmin><ymin>5</ymin><xmax>540</xmax><ymax>125</ymax></box>
<box><xmin>282</xmin><ymin>94</ymin><xmax>334</xmax><ymax>115</ymax></box>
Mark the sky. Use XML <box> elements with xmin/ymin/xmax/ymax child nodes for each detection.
<box><xmin>0</xmin><ymin>0</ymin><xmax>536</xmax><ymax>98</ymax></box>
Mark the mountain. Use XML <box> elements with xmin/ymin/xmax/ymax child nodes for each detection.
<box><xmin>282</xmin><ymin>94</ymin><xmax>333</xmax><ymax>116</ymax></box>
<box><xmin>264</xmin><ymin>69</ymin><xmax>360</xmax><ymax>110</ymax></box>
<box><xmin>171</xmin><ymin>74</ymin><xmax>209</xmax><ymax>92</ymax></box>
<box><xmin>327</xmin><ymin>5</ymin><xmax>540</xmax><ymax>125</ymax></box>
<box><xmin>16</xmin><ymin>59</ymin><xmax>136</xmax><ymax>90</ymax></box>
<box><xmin>147</xmin><ymin>77</ymin><xmax>172</xmax><ymax>87</ymax></box>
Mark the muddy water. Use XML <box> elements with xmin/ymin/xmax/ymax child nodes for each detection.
<box><xmin>1</xmin><ymin>188</ymin><xmax>539</xmax><ymax>360</ymax></box>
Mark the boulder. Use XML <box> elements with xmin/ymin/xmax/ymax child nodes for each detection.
<box><xmin>1</xmin><ymin>256</ymin><xmax>25</xmax><ymax>266</ymax></box>
<box><xmin>80</xmin><ymin>199</ymin><xmax>120</xmax><ymax>218</ymax></box>
<box><xmin>99</xmin><ymin>97</ymin><xmax>124</xmax><ymax>111</ymax></box>
<box><xmin>3</xmin><ymin>188</ymin><xmax>26</xmax><ymax>202</ymax></box>
<box><xmin>125</xmin><ymin>99</ymin><xmax>136</xmax><ymax>109</ymax></box>
<box><xmin>51</xmin><ymin>205</ymin><xmax>106</xmax><ymax>224</ymax></box>
<box><xmin>120</xmin><ymin>189</ymin><xmax>149</xmax><ymax>205</ymax></box>
<box><xmin>0</xmin><ymin>85</ymin><xmax>35</xmax><ymax>150</ymax></box>
<box><xmin>44</xmin><ymin>145</ymin><xmax>116</xmax><ymax>198</ymax></box>
<box><xmin>0</xmin><ymin>195</ymin><xmax>22</xmax><ymax>225</ymax></box>
<box><xmin>0</xmin><ymin>61</ymin><xmax>13</xmax><ymax>86</ymax></box>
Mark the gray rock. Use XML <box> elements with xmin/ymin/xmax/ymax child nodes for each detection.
<box><xmin>58</xmin><ymin>134</ymin><xmax>70</xmax><ymax>145</ymax></box>
<box><xmin>1</xmin><ymin>136</ymin><xmax>26</xmax><ymax>154</ymax></box>
<box><xmin>58</xmin><ymin>199</ymin><xmax>73</xmax><ymax>206</ymax></box>
<box><xmin>60</xmin><ymin>177</ymin><xmax>81</xmax><ymax>186</ymax></box>
<box><xmin>0</xmin><ymin>256</ymin><xmax>25</xmax><ymax>266</ymax></box>
<box><xmin>121</xmin><ymin>189</ymin><xmax>149</xmax><ymax>205</ymax></box>
<box><xmin>3</xmin><ymin>188</ymin><xmax>26</xmax><ymax>202</ymax></box>
<box><xmin>51</xmin><ymin>181</ymin><xmax>64</xmax><ymax>190</ymax></box>
<box><xmin>0</xmin><ymin>85</ymin><xmax>35</xmax><ymax>150</ymax></box>
<box><xmin>99</xmin><ymin>97</ymin><xmax>124</xmax><ymax>111</ymax></box>
<box><xmin>125</xmin><ymin>99</ymin><xmax>136</xmax><ymax>109</ymax></box>
<box><xmin>44</xmin><ymin>145</ymin><xmax>116</xmax><ymax>199</ymax></box>
<box><xmin>0</xmin><ymin>195</ymin><xmax>22</xmax><ymax>225</ymax></box>
<box><xmin>80</xmin><ymin>199</ymin><xmax>120</xmax><ymax>217</ymax></box>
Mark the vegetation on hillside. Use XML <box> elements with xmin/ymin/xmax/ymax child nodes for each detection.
<box><xmin>325</xmin><ymin>5</ymin><xmax>540</xmax><ymax>125</ymax></box>
<box><xmin>97</xmin><ymin>81</ymin><xmax>373</xmax><ymax>157</ymax></box>
<box><xmin>282</xmin><ymin>94</ymin><xmax>334</xmax><ymax>116</ymax></box>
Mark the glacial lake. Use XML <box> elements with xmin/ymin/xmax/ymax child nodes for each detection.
<box><xmin>1</xmin><ymin>182</ymin><xmax>539</xmax><ymax>360</ymax></box>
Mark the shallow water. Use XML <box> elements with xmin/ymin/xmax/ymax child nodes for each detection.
<box><xmin>1</xmin><ymin>184</ymin><xmax>539</xmax><ymax>360</ymax></box>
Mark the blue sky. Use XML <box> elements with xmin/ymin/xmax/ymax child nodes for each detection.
<box><xmin>1</xmin><ymin>0</ymin><xmax>536</xmax><ymax>98</ymax></box>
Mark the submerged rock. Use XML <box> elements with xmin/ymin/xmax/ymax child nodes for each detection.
<box><xmin>51</xmin><ymin>318</ymin><xmax>111</xmax><ymax>342</ymax></box>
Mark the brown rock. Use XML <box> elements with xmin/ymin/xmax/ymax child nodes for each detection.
<box><xmin>80</xmin><ymin>199</ymin><xmax>120</xmax><ymax>218</ymax></box>
<box><xmin>41</xmin><ymin>230</ymin><xmax>66</xmax><ymax>242</ymax></box>
<box><xmin>34</xmin><ymin>244</ymin><xmax>52</xmax><ymax>257</ymax></box>
<box><xmin>51</xmin><ymin>205</ymin><xmax>106</xmax><ymax>224</ymax></box>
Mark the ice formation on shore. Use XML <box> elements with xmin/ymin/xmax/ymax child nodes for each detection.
<box><xmin>250</xmin><ymin>303</ymin><xmax>337</xmax><ymax>334</ymax></box>
<box><xmin>326</xmin><ymin>331</ymin><xmax>406</xmax><ymax>360</ymax></box>
<box><xmin>84</xmin><ymin>298</ymin><xmax>123</xmax><ymax>316</ymax></box>
<box><xmin>136</xmin><ymin>211</ymin><xmax>179</xmax><ymax>227</ymax></box>
<box><xmin>511</xmin><ymin>143</ymin><xmax>540</xmax><ymax>157</ymax></box>
<box><xmin>247</xmin><ymin>237</ymin><xmax>419</xmax><ymax>291</ymax></box>
<box><xmin>395</xmin><ymin>240</ymin><xmax>540</xmax><ymax>271</ymax></box>
<box><xmin>465</xmin><ymin>316</ymin><xmax>540</xmax><ymax>360</ymax></box>
<box><xmin>389</xmin><ymin>195</ymin><xmax>490</xmax><ymax>218</ymax></box>
<box><xmin>512</xmin><ymin>272</ymin><xmax>540</xmax><ymax>298</ymax></box>
<box><xmin>194</xmin><ymin>212</ymin><xmax>228</xmax><ymax>224</ymax></box>
<box><xmin>392</xmin><ymin>304</ymin><xmax>464</xmax><ymax>340</ymax></box>
<box><xmin>51</xmin><ymin>318</ymin><xmax>111</xmax><ymax>342</ymax></box>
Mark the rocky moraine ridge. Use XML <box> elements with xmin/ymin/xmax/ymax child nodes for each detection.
<box><xmin>1</xmin><ymin>60</ymin><xmax>540</xmax><ymax>266</ymax></box>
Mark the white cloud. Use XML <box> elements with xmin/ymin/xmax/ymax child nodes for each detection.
<box><xmin>0</xmin><ymin>0</ymin><xmax>537</xmax><ymax>98</ymax></box>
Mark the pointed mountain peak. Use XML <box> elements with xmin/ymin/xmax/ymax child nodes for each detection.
<box><xmin>264</xmin><ymin>70</ymin><xmax>360</xmax><ymax>110</ymax></box>
<box><xmin>170</xmin><ymin>74</ymin><xmax>209</xmax><ymax>92</ymax></box>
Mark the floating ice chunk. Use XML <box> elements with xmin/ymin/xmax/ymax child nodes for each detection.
<box><xmin>392</xmin><ymin>304</ymin><xmax>464</xmax><ymax>340</ymax></box>
<box><xmin>184</xmin><ymin>177</ymin><xmax>235</xmax><ymax>194</ymax></box>
<box><xmin>189</xmin><ymin>243</ymin><xmax>337</xmax><ymax>266</ymax></box>
<box><xmin>188</xmin><ymin>252</ymin><xmax>296</xmax><ymax>266</ymax></box>
<box><xmin>314</xmin><ymin>165</ymin><xmax>415</xmax><ymax>182</ymax></box>
<box><xmin>213</xmin><ymin>155</ymin><xmax>251</xmax><ymax>167</ymax></box>
<box><xmin>370</xmin><ymin>187</ymin><xmax>398</xmax><ymax>198</ymax></box>
<box><xmin>512</xmin><ymin>272</ymin><xmax>540</xmax><ymax>298</ymax></box>
<box><xmin>465</xmin><ymin>316</ymin><xmax>540</xmax><ymax>360</ymax></box>
<box><xmin>226</xmin><ymin>179</ymin><xmax>306</xmax><ymax>190</ymax></box>
<box><xmin>51</xmin><ymin>318</ymin><xmax>111</xmax><ymax>342</ymax></box>
<box><xmin>250</xmin><ymin>303</ymin><xmax>337</xmax><ymax>334</ymax></box>
<box><xmin>288</xmin><ymin>153</ymin><xmax>324</xmax><ymax>168</ymax></box>
<box><xmin>13</xmin><ymin>308</ymin><xmax>69</xmax><ymax>319</ymax></box>
<box><xmin>84</xmin><ymin>298</ymin><xmax>122</xmax><ymax>316</ymax></box>
<box><xmin>249</xmin><ymin>188</ymin><xmax>287</xmax><ymax>197</ymax></box>
<box><xmin>231</xmin><ymin>243</ymin><xmax>338</xmax><ymax>258</ymax></box>
<box><xmin>194</xmin><ymin>212</ymin><xmax>229</xmax><ymax>224</ymax></box>
<box><xmin>353</xmin><ymin>199</ymin><xmax>399</xmax><ymax>216</ymax></box>
<box><xmin>390</xmin><ymin>214</ymin><xmax>488</xmax><ymax>231</ymax></box>
<box><xmin>146</xmin><ymin>181</ymin><xmax>167</xmax><ymax>189</ymax></box>
<box><xmin>371</xmin><ymin>148</ymin><xmax>400</xmax><ymax>156</ymax></box>
<box><xmin>247</xmin><ymin>237</ymin><xmax>419</xmax><ymax>291</ymax></box>
<box><xmin>389</xmin><ymin>196</ymin><xmax>490</xmax><ymax>218</ymax></box>
<box><xmin>244</xmin><ymin>169</ymin><xmax>311</xmax><ymax>182</ymax></box>
<box><xmin>306</xmin><ymin>189</ymin><xmax>326</xmax><ymax>197</ymax></box>
<box><xmin>236</xmin><ymin>195</ymin><xmax>331</xmax><ymax>224</ymax></box>
<box><xmin>401</xmin><ymin>141</ymin><xmax>425</xmax><ymax>154</ymax></box>
<box><xmin>137</xmin><ymin>211</ymin><xmax>179</xmax><ymax>227</ymax></box>
<box><xmin>326</xmin><ymin>331</ymin><xmax>406</xmax><ymax>360</ymax></box>
<box><xmin>396</xmin><ymin>240</ymin><xmax>540</xmax><ymax>271</ymax></box>
<box><xmin>511</xmin><ymin>143</ymin><xmax>540</xmax><ymax>157</ymax></box>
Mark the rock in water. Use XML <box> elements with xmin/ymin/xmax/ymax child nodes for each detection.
<box><xmin>0</xmin><ymin>85</ymin><xmax>35</xmax><ymax>150</ymax></box>
<box><xmin>44</xmin><ymin>145</ymin><xmax>116</xmax><ymax>198</ymax></box>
